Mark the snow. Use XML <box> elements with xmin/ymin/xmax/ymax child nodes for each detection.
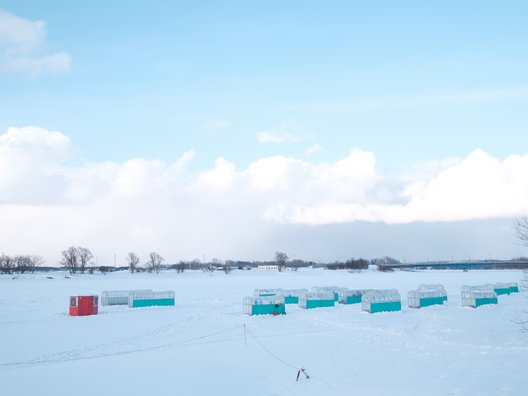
<box><xmin>0</xmin><ymin>269</ymin><xmax>526</xmax><ymax>396</ymax></box>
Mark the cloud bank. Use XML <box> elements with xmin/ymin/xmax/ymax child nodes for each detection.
<box><xmin>0</xmin><ymin>9</ymin><xmax>71</xmax><ymax>77</ymax></box>
<box><xmin>1</xmin><ymin>126</ymin><xmax>527</xmax><ymax>263</ymax></box>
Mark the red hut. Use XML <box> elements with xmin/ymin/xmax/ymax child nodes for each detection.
<box><xmin>69</xmin><ymin>295</ymin><xmax>98</xmax><ymax>316</ymax></box>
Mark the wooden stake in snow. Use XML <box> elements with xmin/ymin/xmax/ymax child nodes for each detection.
<box><xmin>243</xmin><ymin>324</ymin><xmax>247</xmax><ymax>348</ymax></box>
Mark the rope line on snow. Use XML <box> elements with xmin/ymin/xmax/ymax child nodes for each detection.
<box><xmin>0</xmin><ymin>325</ymin><xmax>243</xmax><ymax>370</ymax></box>
<box><xmin>244</xmin><ymin>325</ymin><xmax>310</xmax><ymax>381</ymax></box>
<box><xmin>3</xmin><ymin>322</ymin><xmax>311</xmax><ymax>382</ymax></box>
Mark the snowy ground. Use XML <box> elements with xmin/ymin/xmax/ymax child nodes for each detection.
<box><xmin>0</xmin><ymin>269</ymin><xmax>526</xmax><ymax>396</ymax></box>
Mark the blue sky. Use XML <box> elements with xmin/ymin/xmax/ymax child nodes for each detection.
<box><xmin>1</xmin><ymin>2</ymin><xmax>528</xmax><ymax>264</ymax></box>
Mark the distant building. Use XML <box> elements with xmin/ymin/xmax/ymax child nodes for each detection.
<box><xmin>257</xmin><ymin>264</ymin><xmax>279</xmax><ymax>271</ymax></box>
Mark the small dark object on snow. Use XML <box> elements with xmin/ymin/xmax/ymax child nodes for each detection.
<box><xmin>296</xmin><ymin>368</ymin><xmax>310</xmax><ymax>382</ymax></box>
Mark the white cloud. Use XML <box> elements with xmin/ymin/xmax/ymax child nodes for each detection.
<box><xmin>0</xmin><ymin>126</ymin><xmax>73</xmax><ymax>203</ymax></box>
<box><xmin>0</xmin><ymin>9</ymin><xmax>71</xmax><ymax>77</ymax></box>
<box><xmin>196</xmin><ymin>157</ymin><xmax>236</xmax><ymax>190</ymax></box>
<box><xmin>1</xmin><ymin>125</ymin><xmax>528</xmax><ymax>263</ymax></box>
<box><xmin>245</xmin><ymin>156</ymin><xmax>309</xmax><ymax>191</ymax></box>
<box><xmin>265</xmin><ymin>149</ymin><xmax>528</xmax><ymax>225</ymax></box>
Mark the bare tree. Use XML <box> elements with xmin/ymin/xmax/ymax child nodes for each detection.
<box><xmin>15</xmin><ymin>255</ymin><xmax>31</xmax><ymax>274</ymax></box>
<box><xmin>146</xmin><ymin>252</ymin><xmax>164</xmax><ymax>273</ymax></box>
<box><xmin>274</xmin><ymin>251</ymin><xmax>289</xmax><ymax>272</ymax></box>
<box><xmin>99</xmin><ymin>266</ymin><xmax>111</xmax><ymax>275</ymax></box>
<box><xmin>28</xmin><ymin>255</ymin><xmax>44</xmax><ymax>273</ymax></box>
<box><xmin>173</xmin><ymin>261</ymin><xmax>185</xmax><ymax>273</ymax></box>
<box><xmin>514</xmin><ymin>218</ymin><xmax>528</xmax><ymax>331</ymax></box>
<box><xmin>516</xmin><ymin>217</ymin><xmax>528</xmax><ymax>248</ymax></box>
<box><xmin>0</xmin><ymin>254</ymin><xmax>15</xmax><ymax>274</ymax></box>
<box><xmin>126</xmin><ymin>252</ymin><xmax>140</xmax><ymax>273</ymax></box>
<box><xmin>1</xmin><ymin>254</ymin><xmax>43</xmax><ymax>274</ymax></box>
<box><xmin>61</xmin><ymin>246</ymin><xmax>79</xmax><ymax>274</ymax></box>
<box><xmin>77</xmin><ymin>247</ymin><xmax>93</xmax><ymax>274</ymax></box>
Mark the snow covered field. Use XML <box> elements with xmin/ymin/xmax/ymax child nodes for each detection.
<box><xmin>0</xmin><ymin>269</ymin><xmax>526</xmax><ymax>396</ymax></box>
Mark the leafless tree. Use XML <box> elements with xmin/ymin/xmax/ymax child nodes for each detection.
<box><xmin>146</xmin><ymin>252</ymin><xmax>164</xmax><ymax>273</ymax></box>
<box><xmin>126</xmin><ymin>252</ymin><xmax>140</xmax><ymax>273</ymax></box>
<box><xmin>99</xmin><ymin>266</ymin><xmax>111</xmax><ymax>275</ymax></box>
<box><xmin>274</xmin><ymin>251</ymin><xmax>289</xmax><ymax>272</ymax></box>
<box><xmin>515</xmin><ymin>217</ymin><xmax>528</xmax><ymax>284</ymax></box>
<box><xmin>1</xmin><ymin>254</ymin><xmax>43</xmax><ymax>274</ymax></box>
<box><xmin>173</xmin><ymin>261</ymin><xmax>185</xmax><ymax>273</ymax></box>
<box><xmin>28</xmin><ymin>255</ymin><xmax>44</xmax><ymax>273</ymax></box>
<box><xmin>61</xmin><ymin>246</ymin><xmax>79</xmax><ymax>274</ymax></box>
<box><xmin>15</xmin><ymin>255</ymin><xmax>31</xmax><ymax>274</ymax></box>
<box><xmin>516</xmin><ymin>217</ymin><xmax>528</xmax><ymax>248</ymax></box>
<box><xmin>0</xmin><ymin>254</ymin><xmax>15</xmax><ymax>274</ymax></box>
<box><xmin>77</xmin><ymin>247</ymin><xmax>93</xmax><ymax>274</ymax></box>
<box><xmin>514</xmin><ymin>217</ymin><xmax>528</xmax><ymax>331</ymax></box>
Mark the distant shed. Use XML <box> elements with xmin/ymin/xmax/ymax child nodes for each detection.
<box><xmin>299</xmin><ymin>291</ymin><xmax>335</xmax><ymax>309</ymax></box>
<box><xmin>408</xmin><ymin>284</ymin><xmax>447</xmax><ymax>308</ymax></box>
<box><xmin>69</xmin><ymin>295</ymin><xmax>98</xmax><ymax>316</ymax></box>
<box><xmin>311</xmin><ymin>287</ymin><xmax>342</xmax><ymax>301</ymax></box>
<box><xmin>461</xmin><ymin>286</ymin><xmax>497</xmax><ymax>307</ymax></box>
<box><xmin>492</xmin><ymin>282</ymin><xmax>519</xmax><ymax>295</ymax></box>
<box><xmin>243</xmin><ymin>296</ymin><xmax>286</xmax><ymax>316</ymax></box>
<box><xmin>253</xmin><ymin>288</ymin><xmax>283</xmax><ymax>298</ymax></box>
<box><xmin>338</xmin><ymin>289</ymin><xmax>364</xmax><ymax>305</ymax></box>
<box><xmin>362</xmin><ymin>290</ymin><xmax>401</xmax><ymax>313</ymax></box>
<box><xmin>282</xmin><ymin>289</ymin><xmax>308</xmax><ymax>304</ymax></box>
<box><xmin>101</xmin><ymin>290</ymin><xmax>152</xmax><ymax>306</ymax></box>
<box><xmin>128</xmin><ymin>291</ymin><xmax>175</xmax><ymax>308</ymax></box>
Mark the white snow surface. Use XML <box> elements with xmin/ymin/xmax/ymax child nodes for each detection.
<box><xmin>0</xmin><ymin>269</ymin><xmax>526</xmax><ymax>396</ymax></box>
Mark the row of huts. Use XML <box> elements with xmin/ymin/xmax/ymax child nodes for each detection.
<box><xmin>69</xmin><ymin>289</ymin><xmax>175</xmax><ymax>316</ymax></box>
<box><xmin>243</xmin><ymin>282</ymin><xmax>520</xmax><ymax>316</ymax></box>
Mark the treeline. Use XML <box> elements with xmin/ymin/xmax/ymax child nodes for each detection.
<box><xmin>0</xmin><ymin>250</ymin><xmax>403</xmax><ymax>275</ymax></box>
<box><xmin>326</xmin><ymin>258</ymin><xmax>369</xmax><ymax>270</ymax></box>
<box><xmin>325</xmin><ymin>256</ymin><xmax>400</xmax><ymax>271</ymax></box>
<box><xmin>0</xmin><ymin>254</ymin><xmax>44</xmax><ymax>274</ymax></box>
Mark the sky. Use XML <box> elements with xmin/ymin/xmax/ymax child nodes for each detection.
<box><xmin>1</xmin><ymin>1</ymin><xmax>528</xmax><ymax>265</ymax></box>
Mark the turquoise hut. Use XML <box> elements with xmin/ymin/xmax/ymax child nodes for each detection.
<box><xmin>492</xmin><ymin>282</ymin><xmax>519</xmax><ymax>295</ymax></box>
<box><xmin>253</xmin><ymin>288</ymin><xmax>283</xmax><ymax>298</ymax></box>
<box><xmin>101</xmin><ymin>289</ymin><xmax>152</xmax><ymax>306</ymax></box>
<box><xmin>298</xmin><ymin>291</ymin><xmax>335</xmax><ymax>309</ymax></box>
<box><xmin>338</xmin><ymin>289</ymin><xmax>364</xmax><ymax>305</ymax></box>
<box><xmin>461</xmin><ymin>288</ymin><xmax>498</xmax><ymax>308</ymax></box>
<box><xmin>407</xmin><ymin>284</ymin><xmax>447</xmax><ymax>308</ymax></box>
<box><xmin>282</xmin><ymin>289</ymin><xmax>308</xmax><ymax>304</ymax></box>
<box><xmin>243</xmin><ymin>296</ymin><xmax>286</xmax><ymax>316</ymax></box>
<box><xmin>312</xmin><ymin>287</ymin><xmax>342</xmax><ymax>302</ymax></box>
<box><xmin>362</xmin><ymin>290</ymin><xmax>401</xmax><ymax>313</ymax></box>
<box><xmin>128</xmin><ymin>291</ymin><xmax>175</xmax><ymax>308</ymax></box>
